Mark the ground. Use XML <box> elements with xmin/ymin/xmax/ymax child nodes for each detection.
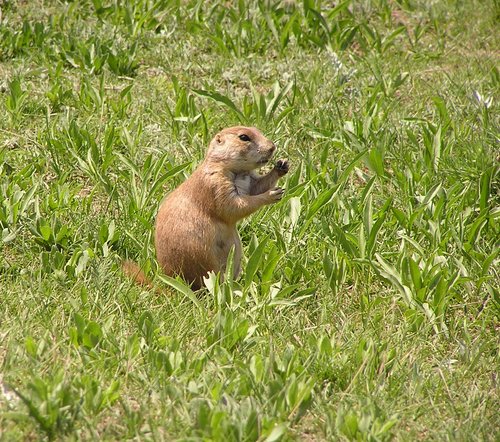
<box><xmin>0</xmin><ymin>0</ymin><xmax>498</xmax><ymax>440</ymax></box>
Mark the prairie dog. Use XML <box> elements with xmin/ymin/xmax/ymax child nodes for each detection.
<box><xmin>127</xmin><ymin>126</ymin><xmax>289</xmax><ymax>290</ymax></box>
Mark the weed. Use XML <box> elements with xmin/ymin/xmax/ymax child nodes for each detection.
<box><xmin>0</xmin><ymin>0</ymin><xmax>498</xmax><ymax>440</ymax></box>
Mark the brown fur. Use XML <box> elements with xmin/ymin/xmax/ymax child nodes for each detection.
<box><xmin>122</xmin><ymin>260</ymin><xmax>154</xmax><ymax>289</ymax></box>
<box><xmin>124</xmin><ymin>126</ymin><xmax>289</xmax><ymax>290</ymax></box>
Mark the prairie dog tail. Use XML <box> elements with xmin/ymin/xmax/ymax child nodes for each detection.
<box><xmin>122</xmin><ymin>260</ymin><xmax>155</xmax><ymax>290</ymax></box>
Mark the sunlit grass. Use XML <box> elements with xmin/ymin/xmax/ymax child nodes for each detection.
<box><xmin>0</xmin><ymin>0</ymin><xmax>498</xmax><ymax>440</ymax></box>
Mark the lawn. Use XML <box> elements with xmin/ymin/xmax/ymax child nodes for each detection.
<box><xmin>0</xmin><ymin>0</ymin><xmax>498</xmax><ymax>440</ymax></box>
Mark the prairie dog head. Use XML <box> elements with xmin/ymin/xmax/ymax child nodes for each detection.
<box><xmin>206</xmin><ymin>126</ymin><xmax>276</xmax><ymax>172</ymax></box>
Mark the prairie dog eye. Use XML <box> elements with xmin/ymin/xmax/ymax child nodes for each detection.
<box><xmin>238</xmin><ymin>134</ymin><xmax>251</xmax><ymax>142</ymax></box>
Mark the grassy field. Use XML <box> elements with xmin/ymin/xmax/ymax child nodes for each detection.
<box><xmin>0</xmin><ymin>0</ymin><xmax>499</xmax><ymax>440</ymax></box>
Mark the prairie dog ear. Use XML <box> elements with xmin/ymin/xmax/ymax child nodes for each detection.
<box><xmin>215</xmin><ymin>134</ymin><xmax>223</xmax><ymax>144</ymax></box>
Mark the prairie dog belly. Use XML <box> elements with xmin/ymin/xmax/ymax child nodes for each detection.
<box><xmin>234</xmin><ymin>173</ymin><xmax>252</xmax><ymax>195</ymax></box>
<box><xmin>214</xmin><ymin>224</ymin><xmax>242</xmax><ymax>277</ymax></box>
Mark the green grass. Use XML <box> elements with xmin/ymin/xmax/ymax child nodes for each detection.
<box><xmin>0</xmin><ymin>0</ymin><xmax>498</xmax><ymax>440</ymax></box>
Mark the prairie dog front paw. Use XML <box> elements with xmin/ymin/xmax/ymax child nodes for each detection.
<box><xmin>274</xmin><ymin>159</ymin><xmax>289</xmax><ymax>177</ymax></box>
<box><xmin>267</xmin><ymin>187</ymin><xmax>285</xmax><ymax>202</ymax></box>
